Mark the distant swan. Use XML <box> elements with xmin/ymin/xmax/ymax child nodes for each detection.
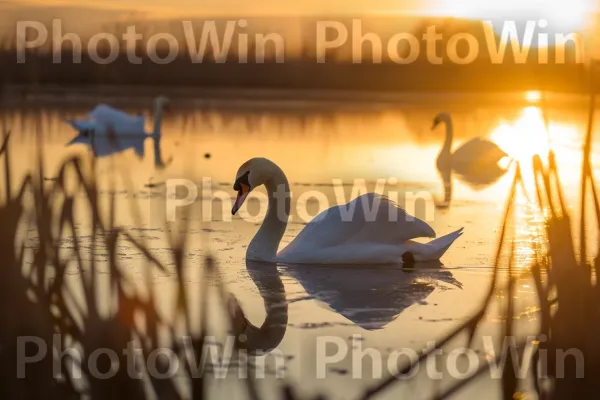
<box><xmin>67</xmin><ymin>96</ymin><xmax>171</xmax><ymax>137</ymax></box>
<box><xmin>432</xmin><ymin>112</ymin><xmax>509</xmax><ymax>207</ymax></box>
<box><xmin>432</xmin><ymin>111</ymin><xmax>508</xmax><ymax>173</ymax></box>
<box><xmin>232</xmin><ymin>158</ymin><xmax>463</xmax><ymax>264</ymax></box>
<box><xmin>66</xmin><ymin>96</ymin><xmax>171</xmax><ymax>166</ymax></box>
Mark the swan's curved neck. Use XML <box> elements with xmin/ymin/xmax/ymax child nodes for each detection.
<box><xmin>441</xmin><ymin>116</ymin><xmax>454</xmax><ymax>154</ymax></box>
<box><xmin>151</xmin><ymin>100</ymin><xmax>166</xmax><ymax>167</ymax></box>
<box><xmin>152</xmin><ymin>101</ymin><xmax>164</xmax><ymax>137</ymax></box>
<box><xmin>247</xmin><ymin>167</ymin><xmax>290</xmax><ymax>262</ymax></box>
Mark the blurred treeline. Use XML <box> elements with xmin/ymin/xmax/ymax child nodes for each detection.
<box><xmin>0</xmin><ymin>16</ymin><xmax>589</xmax><ymax>92</ymax></box>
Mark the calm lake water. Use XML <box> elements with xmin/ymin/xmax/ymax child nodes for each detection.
<box><xmin>4</xmin><ymin>89</ymin><xmax>599</xmax><ymax>399</ymax></box>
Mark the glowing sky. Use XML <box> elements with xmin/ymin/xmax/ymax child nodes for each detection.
<box><xmin>4</xmin><ymin>0</ymin><xmax>427</xmax><ymax>16</ymax></box>
<box><xmin>0</xmin><ymin>0</ymin><xmax>595</xmax><ymax>26</ymax></box>
<box><xmin>6</xmin><ymin>0</ymin><xmax>596</xmax><ymax>18</ymax></box>
<box><xmin>2</xmin><ymin>0</ymin><xmax>598</xmax><ymax>40</ymax></box>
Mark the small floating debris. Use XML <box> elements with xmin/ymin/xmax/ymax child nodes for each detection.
<box><xmin>330</xmin><ymin>368</ymin><xmax>349</xmax><ymax>375</ymax></box>
<box><xmin>144</xmin><ymin>181</ymin><xmax>165</xmax><ymax>188</ymax></box>
<box><xmin>204</xmin><ymin>153</ymin><xmax>211</xmax><ymax>159</ymax></box>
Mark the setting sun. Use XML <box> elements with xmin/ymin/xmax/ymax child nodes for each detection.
<box><xmin>433</xmin><ymin>0</ymin><xmax>594</xmax><ymax>32</ymax></box>
<box><xmin>489</xmin><ymin>106</ymin><xmax>580</xmax><ymax>163</ymax></box>
<box><xmin>490</xmin><ymin>107</ymin><xmax>550</xmax><ymax>162</ymax></box>
<box><xmin>525</xmin><ymin>91</ymin><xmax>542</xmax><ymax>103</ymax></box>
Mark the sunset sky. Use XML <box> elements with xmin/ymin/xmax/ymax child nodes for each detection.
<box><xmin>4</xmin><ymin>0</ymin><xmax>598</xmax><ymax>24</ymax></box>
<box><xmin>1</xmin><ymin>0</ymin><xmax>598</xmax><ymax>46</ymax></box>
<box><xmin>5</xmin><ymin>0</ymin><xmax>427</xmax><ymax>16</ymax></box>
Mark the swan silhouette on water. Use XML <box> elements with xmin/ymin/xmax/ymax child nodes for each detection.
<box><xmin>432</xmin><ymin>112</ymin><xmax>510</xmax><ymax>207</ymax></box>
<box><xmin>232</xmin><ymin>158</ymin><xmax>463</xmax><ymax>264</ymax></box>
<box><xmin>286</xmin><ymin>261</ymin><xmax>462</xmax><ymax>330</ymax></box>
<box><xmin>229</xmin><ymin>260</ymin><xmax>288</xmax><ymax>354</ymax></box>
<box><xmin>433</xmin><ymin>111</ymin><xmax>508</xmax><ymax>172</ymax></box>
<box><xmin>66</xmin><ymin>96</ymin><xmax>172</xmax><ymax>167</ymax></box>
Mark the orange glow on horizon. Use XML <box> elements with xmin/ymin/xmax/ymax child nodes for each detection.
<box><xmin>525</xmin><ymin>91</ymin><xmax>542</xmax><ymax>103</ymax></box>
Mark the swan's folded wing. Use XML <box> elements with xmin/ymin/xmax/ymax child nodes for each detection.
<box><xmin>280</xmin><ymin>193</ymin><xmax>435</xmax><ymax>257</ymax></box>
<box><xmin>89</xmin><ymin>104</ymin><xmax>146</xmax><ymax>135</ymax></box>
<box><xmin>471</xmin><ymin>138</ymin><xmax>508</xmax><ymax>160</ymax></box>
<box><xmin>453</xmin><ymin>138</ymin><xmax>508</xmax><ymax>164</ymax></box>
<box><xmin>340</xmin><ymin>194</ymin><xmax>435</xmax><ymax>244</ymax></box>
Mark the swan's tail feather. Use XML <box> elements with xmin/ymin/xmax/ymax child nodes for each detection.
<box><xmin>66</xmin><ymin>119</ymin><xmax>81</xmax><ymax>131</ymax></box>
<box><xmin>67</xmin><ymin>119</ymin><xmax>95</xmax><ymax>132</ymax></box>
<box><xmin>412</xmin><ymin>227</ymin><xmax>464</xmax><ymax>262</ymax></box>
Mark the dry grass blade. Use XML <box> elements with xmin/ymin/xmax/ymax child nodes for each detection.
<box><xmin>2</xmin><ymin>128</ymin><xmax>11</xmax><ymax>200</ymax></box>
<box><xmin>0</xmin><ymin>129</ymin><xmax>9</xmax><ymax>155</ymax></box>
<box><xmin>0</xmin><ymin>126</ymin><xmax>285</xmax><ymax>399</ymax></box>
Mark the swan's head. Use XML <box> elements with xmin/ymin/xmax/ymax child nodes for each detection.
<box><xmin>232</xmin><ymin>158</ymin><xmax>277</xmax><ymax>215</ymax></box>
<box><xmin>155</xmin><ymin>96</ymin><xmax>172</xmax><ymax>114</ymax></box>
<box><xmin>431</xmin><ymin>112</ymin><xmax>451</xmax><ymax>130</ymax></box>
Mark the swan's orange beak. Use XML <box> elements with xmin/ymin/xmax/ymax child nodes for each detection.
<box><xmin>232</xmin><ymin>183</ymin><xmax>250</xmax><ymax>215</ymax></box>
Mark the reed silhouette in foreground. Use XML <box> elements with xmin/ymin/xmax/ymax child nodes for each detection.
<box><xmin>0</xmin><ymin>129</ymin><xmax>285</xmax><ymax>398</ymax></box>
<box><xmin>360</xmin><ymin>91</ymin><xmax>600</xmax><ymax>399</ymax></box>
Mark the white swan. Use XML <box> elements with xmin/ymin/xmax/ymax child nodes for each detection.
<box><xmin>432</xmin><ymin>112</ymin><xmax>509</xmax><ymax>207</ymax></box>
<box><xmin>433</xmin><ymin>111</ymin><xmax>508</xmax><ymax>173</ymax></box>
<box><xmin>232</xmin><ymin>158</ymin><xmax>463</xmax><ymax>264</ymax></box>
<box><xmin>67</xmin><ymin>96</ymin><xmax>171</xmax><ymax>137</ymax></box>
<box><xmin>66</xmin><ymin>96</ymin><xmax>171</xmax><ymax>166</ymax></box>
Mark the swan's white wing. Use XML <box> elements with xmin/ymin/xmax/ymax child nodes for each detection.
<box><xmin>278</xmin><ymin>193</ymin><xmax>435</xmax><ymax>260</ymax></box>
<box><xmin>453</xmin><ymin>138</ymin><xmax>508</xmax><ymax>165</ymax></box>
<box><xmin>89</xmin><ymin>104</ymin><xmax>146</xmax><ymax>135</ymax></box>
<box><xmin>278</xmin><ymin>227</ymin><xmax>463</xmax><ymax>265</ymax></box>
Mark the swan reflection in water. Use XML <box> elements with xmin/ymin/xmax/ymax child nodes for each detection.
<box><xmin>229</xmin><ymin>260</ymin><xmax>288</xmax><ymax>354</ymax></box>
<box><xmin>229</xmin><ymin>260</ymin><xmax>462</xmax><ymax>354</ymax></box>
<box><xmin>435</xmin><ymin>160</ymin><xmax>510</xmax><ymax>208</ymax></box>
<box><xmin>283</xmin><ymin>261</ymin><xmax>462</xmax><ymax>330</ymax></box>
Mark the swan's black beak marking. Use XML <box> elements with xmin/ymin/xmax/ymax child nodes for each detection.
<box><xmin>232</xmin><ymin>171</ymin><xmax>251</xmax><ymax>215</ymax></box>
<box><xmin>431</xmin><ymin>120</ymin><xmax>440</xmax><ymax>130</ymax></box>
<box><xmin>402</xmin><ymin>252</ymin><xmax>416</xmax><ymax>265</ymax></box>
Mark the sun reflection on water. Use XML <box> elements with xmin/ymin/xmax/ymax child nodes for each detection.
<box><xmin>487</xmin><ymin>104</ymin><xmax>581</xmax><ymax>270</ymax></box>
<box><xmin>490</xmin><ymin>106</ymin><xmax>580</xmax><ymax>166</ymax></box>
<box><xmin>512</xmin><ymin>194</ymin><xmax>548</xmax><ymax>270</ymax></box>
